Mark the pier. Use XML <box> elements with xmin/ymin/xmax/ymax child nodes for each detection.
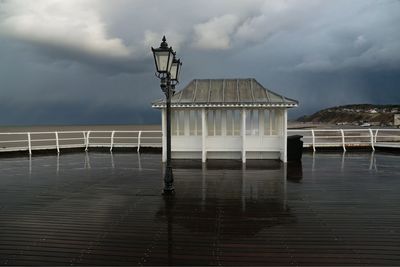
<box><xmin>1</xmin><ymin>128</ymin><xmax>400</xmax><ymax>155</ymax></box>
<box><xmin>0</xmin><ymin>152</ymin><xmax>399</xmax><ymax>265</ymax></box>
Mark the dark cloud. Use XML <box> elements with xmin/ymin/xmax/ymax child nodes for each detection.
<box><xmin>0</xmin><ymin>0</ymin><xmax>399</xmax><ymax>125</ymax></box>
<box><xmin>26</xmin><ymin>39</ymin><xmax>153</xmax><ymax>75</ymax></box>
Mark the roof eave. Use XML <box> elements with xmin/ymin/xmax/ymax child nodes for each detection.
<box><xmin>152</xmin><ymin>103</ymin><xmax>298</xmax><ymax>109</ymax></box>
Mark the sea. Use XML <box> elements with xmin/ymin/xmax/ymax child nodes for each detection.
<box><xmin>0</xmin><ymin>124</ymin><xmax>161</xmax><ymax>133</ymax></box>
<box><xmin>0</xmin><ymin>125</ymin><xmax>162</xmax><ymax>151</ymax></box>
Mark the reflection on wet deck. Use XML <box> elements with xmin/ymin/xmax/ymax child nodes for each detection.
<box><xmin>0</xmin><ymin>152</ymin><xmax>399</xmax><ymax>265</ymax></box>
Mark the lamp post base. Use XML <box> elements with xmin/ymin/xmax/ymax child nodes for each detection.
<box><xmin>163</xmin><ymin>166</ymin><xmax>175</xmax><ymax>195</ymax></box>
<box><xmin>162</xmin><ymin>188</ymin><xmax>175</xmax><ymax>195</ymax></box>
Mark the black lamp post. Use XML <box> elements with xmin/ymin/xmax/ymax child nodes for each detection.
<box><xmin>152</xmin><ymin>36</ymin><xmax>182</xmax><ymax>194</ymax></box>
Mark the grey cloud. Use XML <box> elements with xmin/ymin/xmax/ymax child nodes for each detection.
<box><xmin>192</xmin><ymin>14</ymin><xmax>241</xmax><ymax>50</ymax></box>
<box><xmin>0</xmin><ymin>0</ymin><xmax>400</xmax><ymax>125</ymax></box>
<box><xmin>0</xmin><ymin>0</ymin><xmax>143</xmax><ymax>74</ymax></box>
<box><xmin>26</xmin><ymin>38</ymin><xmax>152</xmax><ymax>75</ymax></box>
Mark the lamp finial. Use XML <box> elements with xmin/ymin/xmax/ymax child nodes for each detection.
<box><xmin>160</xmin><ymin>36</ymin><xmax>168</xmax><ymax>48</ymax></box>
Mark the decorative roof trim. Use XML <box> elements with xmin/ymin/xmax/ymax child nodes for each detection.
<box><xmin>152</xmin><ymin>103</ymin><xmax>298</xmax><ymax>109</ymax></box>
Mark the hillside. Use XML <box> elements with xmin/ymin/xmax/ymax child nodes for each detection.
<box><xmin>297</xmin><ymin>104</ymin><xmax>400</xmax><ymax>126</ymax></box>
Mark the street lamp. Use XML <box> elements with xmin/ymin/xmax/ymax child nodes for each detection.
<box><xmin>170</xmin><ymin>56</ymin><xmax>181</xmax><ymax>82</ymax></box>
<box><xmin>152</xmin><ymin>36</ymin><xmax>182</xmax><ymax>194</ymax></box>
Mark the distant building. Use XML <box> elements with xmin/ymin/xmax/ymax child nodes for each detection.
<box><xmin>152</xmin><ymin>78</ymin><xmax>298</xmax><ymax>163</ymax></box>
<box><xmin>395</xmin><ymin>114</ymin><xmax>400</xmax><ymax>127</ymax></box>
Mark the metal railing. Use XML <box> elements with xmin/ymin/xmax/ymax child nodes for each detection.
<box><xmin>288</xmin><ymin>128</ymin><xmax>400</xmax><ymax>151</ymax></box>
<box><xmin>0</xmin><ymin>130</ymin><xmax>162</xmax><ymax>155</ymax></box>
<box><xmin>0</xmin><ymin>129</ymin><xmax>399</xmax><ymax>154</ymax></box>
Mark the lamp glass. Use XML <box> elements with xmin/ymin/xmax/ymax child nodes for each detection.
<box><xmin>170</xmin><ymin>61</ymin><xmax>178</xmax><ymax>81</ymax></box>
<box><xmin>153</xmin><ymin>50</ymin><xmax>173</xmax><ymax>73</ymax></box>
<box><xmin>170</xmin><ymin>59</ymin><xmax>181</xmax><ymax>82</ymax></box>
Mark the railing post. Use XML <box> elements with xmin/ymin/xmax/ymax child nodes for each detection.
<box><xmin>110</xmin><ymin>131</ymin><xmax>115</xmax><ymax>152</ymax></box>
<box><xmin>27</xmin><ymin>132</ymin><xmax>32</xmax><ymax>155</ymax></box>
<box><xmin>311</xmin><ymin>129</ymin><xmax>316</xmax><ymax>152</ymax></box>
<box><xmin>340</xmin><ymin>129</ymin><xmax>346</xmax><ymax>152</ymax></box>
<box><xmin>83</xmin><ymin>131</ymin><xmax>86</xmax><ymax>148</ymax></box>
<box><xmin>369</xmin><ymin>128</ymin><xmax>375</xmax><ymax>151</ymax></box>
<box><xmin>85</xmin><ymin>131</ymin><xmax>91</xmax><ymax>152</ymax></box>
<box><xmin>55</xmin><ymin>132</ymin><xmax>60</xmax><ymax>154</ymax></box>
<box><xmin>374</xmin><ymin>129</ymin><xmax>379</xmax><ymax>144</ymax></box>
<box><xmin>137</xmin><ymin>131</ymin><xmax>142</xmax><ymax>153</ymax></box>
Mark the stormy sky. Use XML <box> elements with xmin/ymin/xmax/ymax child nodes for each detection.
<box><xmin>0</xmin><ymin>0</ymin><xmax>399</xmax><ymax>125</ymax></box>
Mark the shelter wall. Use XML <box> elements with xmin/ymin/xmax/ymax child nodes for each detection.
<box><xmin>163</xmin><ymin>108</ymin><xmax>288</xmax><ymax>162</ymax></box>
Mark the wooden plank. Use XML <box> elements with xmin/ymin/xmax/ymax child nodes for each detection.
<box><xmin>0</xmin><ymin>152</ymin><xmax>399</xmax><ymax>265</ymax></box>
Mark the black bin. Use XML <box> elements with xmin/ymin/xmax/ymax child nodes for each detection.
<box><xmin>287</xmin><ymin>135</ymin><xmax>303</xmax><ymax>161</ymax></box>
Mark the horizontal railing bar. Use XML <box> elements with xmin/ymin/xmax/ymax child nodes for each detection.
<box><xmin>312</xmin><ymin>130</ymin><xmax>343</xmax><ymax>132</ymax></box>
<box><xmin>0</xmin><ymin>147</ymin><xmax>30</xmax><ymax>151</ymax></box>
<box><xmin>314</xmin><ymin>137</ymin><xmax>344</xmax><ymax>139</ymax></box>
<box><xmin>337</xmin><ymin>137</ymin><xmax>375</xmax><ymax>139</ymax></box>
<box><xmin>58</xmin><ymin>146</ymin><xmax>84</xmax><ymax>149</ymax></box>
<box><xmin>28</xmin><ymin>146</ymin><xmax>59</xmax><ymax>149</ymax></box>
<box><xmin>369</xmin><ymin>129</ymin><xmax>400</xmax><ymax>132</ymax></box>
<box><xmin>342</xmin><ymin>129</ymin><xmax>376</xmax><ymax>132</ymax></box>
<box><xmin>110</xmin><ymin>144</ymin><xmax>138</xmax><ymax>148</ymax></box>
<box><xmin>0</xmin><ymin>140</ymin><xmax>28</xmax><ymax>143</ymax></box>
<box><xmin>28</xmin><ymin>132</ymin><xmax>71</xmax><ymax>135</ymax></box>
<box><xmin>86</xmin><ymin>130</ymin><xmax>161</xmax><ymax>133</ymax></box>
<box><xmin>55</xmin><ymin>131</ymin><xmax>89</xmax><ymax>134</ymax></box>
<box><xmin>87</xmin><ymin>143</ymin><xmax>113</xmax><ymax>145</ymax></box>
<box><xmin>30</xmin><ymin>139</ymin><xmax>57</xmax><ymax>142</ymax></box>
<box><xmin>0</xmin><ymin>132</ymin><xmax>29</xmax><ymax>135</ymax></box>
<box><xmin>58</xmin><ymin>138</ymin><xmax>85</xmax><ymax>141</ymax></box>
<box><xmin>114</xmin><ymin>130</ymin><xmax>161</xmax><ymax>133</ymax></box>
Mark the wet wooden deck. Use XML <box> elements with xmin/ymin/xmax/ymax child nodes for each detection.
<box><xmin>0</xmin><ymin>152</ymin><xmax>399</xmax><ymax>265</ymax></box>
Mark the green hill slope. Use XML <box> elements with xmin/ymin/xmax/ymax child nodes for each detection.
<box><xmin>297</xmin><ymin>104</ymin><xmax>400</xmax><ymax>125</ymax></box>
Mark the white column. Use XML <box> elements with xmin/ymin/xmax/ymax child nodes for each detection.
<box><xmin>281</xmin><ymin>109</ymin><xmax>288</xmax><ymax>162</ymax></box>
<box><xmin>201</xmin><ymin>108</ymin><xmax>207</xmax><ymax>162</ymax></box>
<box><xmin>242</xmin><ymin>108</ymin><xmax>246</xmax><ymax>163</ymax></box>
<box><xmin>184</xmin><ymin>110</ymin><xmax>190</xmax><ymax>136</ymax></box>
<box><xmin>221</xmin><ymin>110</ymin><xmax>227</xmax><ymax>136</ymax></box>
<box><xmin>161</xmin><ymin>108</ymin><xmax>167</xmax><ymax>162</ymax></box>
<box><xmin>259</xmin><ymin>109</ymin><xmax>264</xmax><ymax>136</ymax></box>
<box><xmin>269</xmin><ymin>110</ymin><xmax>273</xmax><ymax>135</ymax></box>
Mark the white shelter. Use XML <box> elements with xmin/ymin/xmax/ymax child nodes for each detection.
<box><xmin>152</xmin><ymin>78</ymin><xmax>298</xmax><ymax>163</ymax></box>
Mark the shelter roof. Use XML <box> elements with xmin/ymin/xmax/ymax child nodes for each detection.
<box><xmin>152</xmin><ymin>78</ymin><xmax>298</xmax><ymax>108</ymax></box>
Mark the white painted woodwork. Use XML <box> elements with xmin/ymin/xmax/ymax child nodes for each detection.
<box><xmin>242</xmin><ymin>109</ymin><xmax>246</xmax><ymax>163</ymax></box>
<box><xmin>201</xmin><ymin>108</ymin><xmax>207</xmax><ymax>162</ymax></box>
<box><xmin>161</xmin><ymin>109</ymin><xmax>167</xmax><ymax>162</ymax></box>
<box><xmin>281</xmin><ymin>109</ymin><xmax>288</xmax><ymax>162</ymax></box>
<box><xmin>164</xmin><ymin>107</ymin><xmax>288</xmax><ymax>162</ymax></box>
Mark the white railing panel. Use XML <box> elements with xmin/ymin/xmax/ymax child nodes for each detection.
<box><xmin>0</xmin><ymin>128</ymin><xmax>398</xmax><ymax>154</ymax></box>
